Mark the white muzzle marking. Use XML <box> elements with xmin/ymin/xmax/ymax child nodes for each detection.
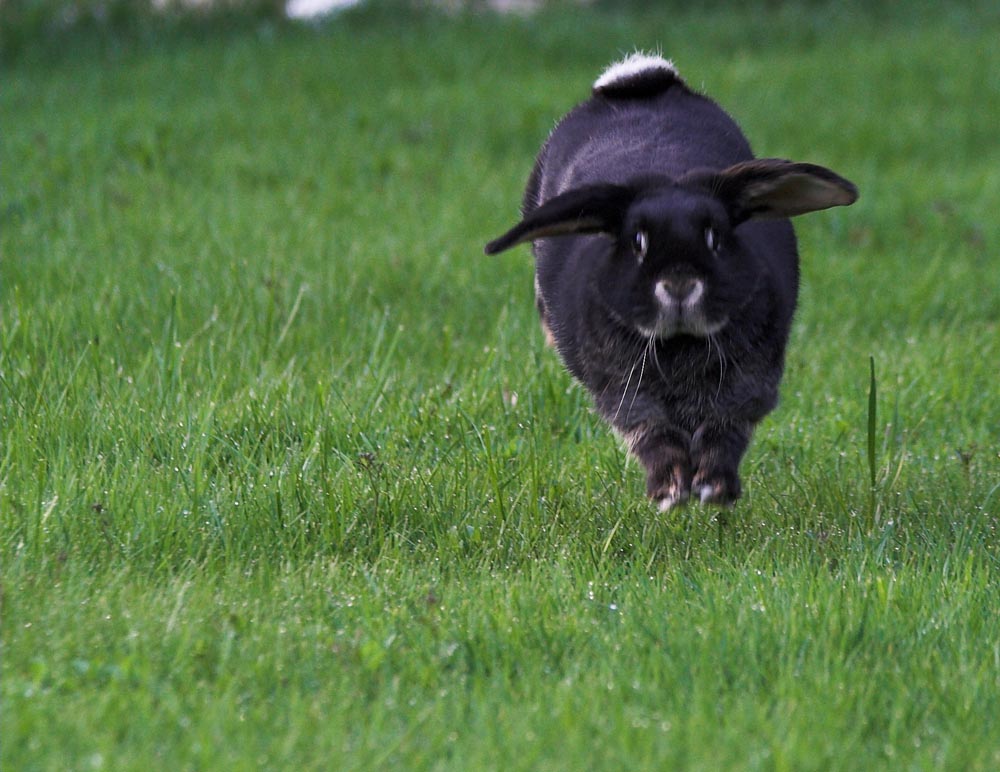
<box><xmin>643</xmin><ymin>279</ymin><xmax>725</xmax><ymax>339</ymax></box>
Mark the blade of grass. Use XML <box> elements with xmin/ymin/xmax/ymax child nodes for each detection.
<box><xmin>867</xmin><ymin>355</ymin><xmax>878</xmax><ymax>530</ymax></box>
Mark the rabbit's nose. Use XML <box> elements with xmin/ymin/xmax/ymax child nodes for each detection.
<box><xmin>656</xmin><ymin>277</ymin><xmax>703</xmax><ymax>306</ymax></box>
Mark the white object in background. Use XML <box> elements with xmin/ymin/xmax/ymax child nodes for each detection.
<box><xmin>287</xmin><ymin>0</ymin><xmax>361</xmax><ymax>20</ymax></box>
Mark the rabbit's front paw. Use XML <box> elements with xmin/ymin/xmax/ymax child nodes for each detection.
<box><xmin>647</xmin><ymin>461</ymin><xmax>692</xmax><ymax>512</ymax></box>
<box><xmin>655</xmin><ymin>484</ymin><xmax>690</xmax><ymax>512</ymax></box>
<box><xmin>692</xmin><ymin>466</ymin><xmax>741</xmax><ymax>507</ymax></box>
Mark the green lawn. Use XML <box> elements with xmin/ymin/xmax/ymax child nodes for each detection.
<box><xmin>3</xmin><ymin>2</ymin><xmax>1000</xmax><ymax>769</ymax></box>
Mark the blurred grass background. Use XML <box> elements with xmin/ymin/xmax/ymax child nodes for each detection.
<box><xmin>3</xmin><ymin>1</ymin><xmax>1000</xmax><ymax>768</ymax></box>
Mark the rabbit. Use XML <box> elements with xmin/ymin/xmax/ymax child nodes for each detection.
<box><xmin>485</xmin><ymin>54</ymin><xmax>858</xmax><ymax>511</ymax></box>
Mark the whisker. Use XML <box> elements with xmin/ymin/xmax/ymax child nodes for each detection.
<box><xmin>597</xmin><ymin>335</ymin><xmax>639</xmax><ymax>403</ymax></box>
<box><xmin>624</xmin><ymin>339</ymin><xmax>652</xmax><ymax>421</ymax></box>
<box><xmin>613</xmin><ymin>337</ymin><xmax>648</xmax><ymax>423</ymax></box>
<box><xmin>651</xmin><ymin>337</ymin><xmax>668</xmax><ymax>383</ymax></box>
<box><xmin>708</xmin><ymin>333</ymin><xmax>726</xmax><ymax>400</ymax></box>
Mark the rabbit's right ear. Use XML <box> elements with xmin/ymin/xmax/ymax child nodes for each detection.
<box><xmin>485</xmin><ymin>184</ymin><xmax>634</xmax><ymax>255</ymax></box>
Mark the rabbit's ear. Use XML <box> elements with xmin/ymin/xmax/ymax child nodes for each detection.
<box><xmin>691</xmin><ymin>159</ymin><xmax>858</xmax><ymax>223</ymax></box>
<box><xmin>485</xmin><ymin>184</ymin><xmax>634</xmax><ymax>254</ymax></box>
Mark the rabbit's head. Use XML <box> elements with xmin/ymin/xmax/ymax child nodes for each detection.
<box><xmin>486</xmin><ymin>159</ymin><xmax>857</xmax><ymax>341</ymax></box>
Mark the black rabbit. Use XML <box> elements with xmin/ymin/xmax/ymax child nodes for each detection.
<box><xmin>486</xmin><ymin>54</ymin><xmax>858</xmax><ymax>511</ymax></box>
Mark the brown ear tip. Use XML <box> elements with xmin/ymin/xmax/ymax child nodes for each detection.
<box><xmin>831</xmin><ymin>178</ymin><xmax>859</xmax><ymax>207</ymax></box>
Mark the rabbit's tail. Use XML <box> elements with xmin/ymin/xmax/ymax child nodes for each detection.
<box><xmin>592</xmin><ymin>52</ymin><xmax>682</xmax><ymax>98</ymax></box>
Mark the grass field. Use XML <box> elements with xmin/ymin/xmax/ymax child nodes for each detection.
<box><xmin>3</xmin><ymin>2</ymin><xmax>1000</xmax><ymax>768</ymax></box>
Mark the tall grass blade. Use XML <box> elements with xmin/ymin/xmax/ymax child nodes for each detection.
<box><xmin>867</xmin><ymin>355</ymin><xmax>878</xmax><ymax>529</ymax></box>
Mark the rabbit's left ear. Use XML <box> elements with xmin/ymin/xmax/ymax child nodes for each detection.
<box><xmin>687</xmin><ymin>159</ymin><xmax>858</xmax><ymax>223</ymax></box>
<box><xmin>485</xmin><ymin>183</ymin><xmax>634</xmax><ymax>255</ymax></box>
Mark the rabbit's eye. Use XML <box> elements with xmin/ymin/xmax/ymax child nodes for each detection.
<box><xmin>632</xmin><ymin>230</ymin><xmax>649</xmax><ymax>261</ymax></box>
<box><xmin>704</xmin><ymin>225</ymin><xmax>719</xmax><ymax>253</ymax></box>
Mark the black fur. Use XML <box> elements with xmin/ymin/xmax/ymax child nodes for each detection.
<box><xmin>486</xmin><ymin>60</ymin><xmax>858</xmax><ymax>510</ymax></box>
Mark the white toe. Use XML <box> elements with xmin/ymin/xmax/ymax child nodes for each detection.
<box><xmin>658</xmin><ymin>496</ymin><xmax>677</xmax><ymax>512</ymax></box>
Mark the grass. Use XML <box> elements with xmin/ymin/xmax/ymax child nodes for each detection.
<box><xmin>3</xmin><ymin>2</ymin><xmax>1000</xmax><ymax>768</ymax></box>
